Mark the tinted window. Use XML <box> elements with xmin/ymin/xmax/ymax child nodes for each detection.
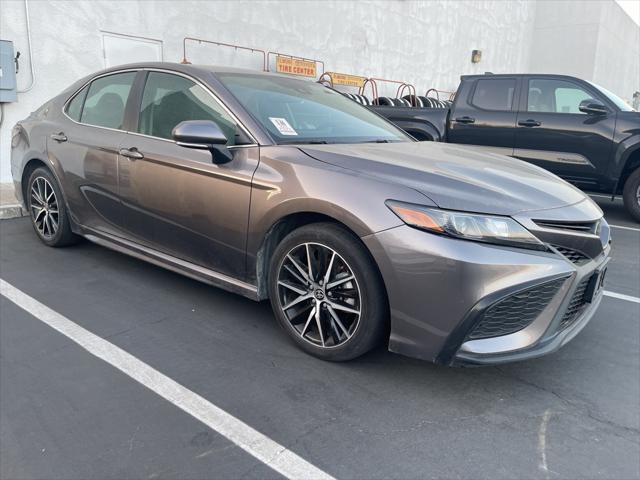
<box><xmin>80</xmin><ymin>72</ymin><xmax>136</xmax><ymax>129</ymax></box>
<box><xmin>216</xmin><ymin>73</ymin><xmax>410</xmax><ymax>144</ymax></box>
<box><xmin>138</xmin><ymin>72</ymin><xmax>238</xmax><ymax>144</ymax></box>
<box><xmin>528</xmin><ymin>79</ymin><xmax>594</xmax><ymax>114</ymax></box>
<box><xmin>66</xmin><ymin>86</ymin><xmax>88</xmax><ymax>121</ymax></box>
<box><xmin>471</xmin><ymin>79</ymin><xmax>516</xmax><ymax>111</ymax></box>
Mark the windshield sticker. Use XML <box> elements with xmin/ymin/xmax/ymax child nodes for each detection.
<box><xmin>269</xmin><ymin>117</ymin><xmax>298</xmax><ymax>136</ymax></box>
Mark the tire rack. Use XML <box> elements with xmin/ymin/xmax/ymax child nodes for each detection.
<box><xmin>359</xmin><ymin>78</ymin><xmax>418</xmax><ymax>106</ymax></box>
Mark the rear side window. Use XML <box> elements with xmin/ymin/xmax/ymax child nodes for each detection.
<box><xmin>80</xmin><ymin>72</ymin><xmax>136</xmax><ymax>129</ymax></box>
<box><xmin>138</xmin><ymin>72</ymin><xmax>238</xmax><ymax>144</ymax></box>
<box><xmin>471</xmin><ymin>79</ymin><xmax>516</xmax><ymax>111</ymax></box>
<box><xmin>66</xmin><ymin>86</ymin><xmax>88</xmax><ymax>121</ymax></box>
<box><xmin>527</xmin><ymin>79</ymin><xmax>594</xmax><ymax>114</ymax></box>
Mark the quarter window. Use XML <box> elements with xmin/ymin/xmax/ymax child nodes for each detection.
<box><xmin>66</xmin><ymin>85</ymin><xmax>88</xmax><ymax>122</ymax></box>
<box><xmin>80</xmin><ymin>72</ymin><xmax>136</xmax><ymax>129</ymax></box>
<box><xmin>471</xmin><ymin>79</ymin><xmax>516</xmax><ymax>111</ymax></box>
<box><xmin>138</xmin><ymin>72</ymin><xmax>238</xmax><ymax>144</ymax></box>
<box><xmin>527</xmin><ymin>79</ymin><xmax>595</xmax><ymax>114</ymax></box>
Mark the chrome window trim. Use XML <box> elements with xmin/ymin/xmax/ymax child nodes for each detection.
<box><xmin>62</xmin><ymin>68</ymin><xmax>140</xmax><ymax>133</ymax></box>
<box><xmin>61</xmin><ymin>66</ymin><xmax>259</xmax><ymax>145</ymax></box>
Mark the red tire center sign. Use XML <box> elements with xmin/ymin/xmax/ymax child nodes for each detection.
<box><xmin>275</xmin><ymin>56</ymin><xmax>317</xmax><ymax>77</ymax></box>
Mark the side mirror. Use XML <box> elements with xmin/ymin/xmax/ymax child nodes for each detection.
<box><xmin>579</xmin><ymin>99</ymin><xmax>608</xmax><ymax>115</ymax></box>
<box><xmin>172</xmin><ymin>120</ymin><xmax>233</xmax><ymax>163</ymax></box>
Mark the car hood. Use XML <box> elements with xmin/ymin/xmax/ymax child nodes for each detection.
<box><xmin>299</xmin><ymin>141</ymin><xmax>589</xmax><ymax>216</ymax></box>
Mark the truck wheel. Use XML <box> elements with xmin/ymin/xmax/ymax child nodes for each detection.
<box><xmin>622</xmin><ymin>168</ymin><xmax>640</xmax><ymax>222</ymax></box>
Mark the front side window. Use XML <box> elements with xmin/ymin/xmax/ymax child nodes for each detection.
<box><xmin>138</xmin><ymin>72</ymin><xmax>238</xmax><ymax>144</ymax></box>
<box><xmin>216</xmin><ymin>73</ymin><xmax>410</xmax><ymax>144</ymax></box>
<box><xmin>80</xmin><ymin>72</ymin><xmax>136</xmax><ymax>129</ymax></box>
<box><xmin>527</xmin><ymin>79</ymin><xmax>595</xmax><ymax>114</ymax></box>
<box><xmin>471</xmin><ymin>79</ymin><xmax>516</xmax><ymax>111</ymax></box>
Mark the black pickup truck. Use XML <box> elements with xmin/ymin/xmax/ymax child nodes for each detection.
<box><xmin>366</xmin><ymin>74</ymin><xmax>640</xmax><ymax>221</ymax></box>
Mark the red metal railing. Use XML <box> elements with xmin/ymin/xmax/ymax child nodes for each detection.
<box><xmin>181</xmin><ymin>37</ymin><xmax>267</xmax><ymax>70</ymax></box>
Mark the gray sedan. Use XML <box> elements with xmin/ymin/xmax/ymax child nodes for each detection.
<box><xmin>10</xmin><ymin>63</ymin><xmax>611</xmax><ymax>364</ymax></box>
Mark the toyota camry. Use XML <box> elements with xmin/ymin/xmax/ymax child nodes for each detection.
<box><xmin>10</xmin><ymin>63</ymin><xmax>611</xmax><ymax>364</ymax></box>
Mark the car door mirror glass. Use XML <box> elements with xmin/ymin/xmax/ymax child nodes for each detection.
<box><xmin>578</xmin><ymin>99</ymin><xmax>608</xmax><ymax>115</ymax></box>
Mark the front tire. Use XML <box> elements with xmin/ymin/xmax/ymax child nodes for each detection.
<box><xmin>27</xmin><ymin>167</ymin><xmax>79</xmax><ymax>247</ymax></box>
<box><xmin>268</xmin><ymin>223</ymin><xmax>388</xmax><ymax>361</ymax></box>
<box><xmin>622</xmin><ymin>168</ymin><xmax>640</xmax><ymax>223</ymax></box>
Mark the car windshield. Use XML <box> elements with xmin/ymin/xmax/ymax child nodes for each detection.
<box><xmin>588</xmin><ymin>81</ymin><xmax>636</xmax><ymax>112</ymax></box>
<box><xmin>216</xmin><ymin>73</ymin><xmax>411</xmax><ymax>144</ymax></box>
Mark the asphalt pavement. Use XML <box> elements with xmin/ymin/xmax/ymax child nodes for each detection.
<box><xmin>0</xmin><ymin>202</ymin><xmax>638</xmax><ymax>479</ymax></box>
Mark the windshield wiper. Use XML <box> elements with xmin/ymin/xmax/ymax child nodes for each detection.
<box><xmin>359</xmin><ymin>139</ymin><xmax>391</xmax><ymax>143</ymax></box>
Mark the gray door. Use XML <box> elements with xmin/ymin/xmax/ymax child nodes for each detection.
<box><xmin>117</xmin><ymin>71</ymin><xmax>259</xmax><ymax>279</ymax></box>
<box><xmin>49</xmin><ymin>71</ymin><xmax>137</xmax><ymax>235</ymax></box>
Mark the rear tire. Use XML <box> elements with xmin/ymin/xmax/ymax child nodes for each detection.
<box><xmin>622</xmin><ymin>168</ymin><xmax>640</xmax><ymax>222</ymax></box>
<box><xmin>27</xmin><ymin>167</ymin><xmax>79</xmax><ymax>247</ymax></box>
<box><xmin>268</xmin><ymin>223</ymin><xmax>388</xmax><ymax>361</ymax></box>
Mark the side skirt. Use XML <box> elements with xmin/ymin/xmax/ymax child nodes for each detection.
<box><xmin>82</xmin><ymin>228</ymin><xmax>260</xmax><ymax>301</ymax></box>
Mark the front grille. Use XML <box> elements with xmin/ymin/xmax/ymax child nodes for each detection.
<box><xmin>535</xmin><ymin>219</ymin><xmax>600</xmax><ymax>234</ymax></box>
<box><xmin>559</xmin><ymin>276</ymin><xmax>591</xmax><ymax>330</ymax></box>
<box><xmin>553</xmin><ymin>245</ymin><xmax>590</xmax><ymax>264</ymax></box>
<box><xmin>467</xmin><ymin>278</ymin><xmax>566</xmax><ymax>340</ymax></box>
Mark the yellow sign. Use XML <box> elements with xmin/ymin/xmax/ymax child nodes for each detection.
<box><xmin>275</xmin><ymin>56</ymin><xmax>317</xmax><ymax>78</ymax></box>
<box><xmin>327</xmin><ymin>72</ymin><xmax>366</xmax><ymax>88</ymax></box>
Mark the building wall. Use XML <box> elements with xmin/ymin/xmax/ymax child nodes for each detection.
<box><xmin>0</xmin><ymin>0</ymin><xmax>637</xmax><ymax>183</ymax></box>
<box><xmin>530</xmin><ymin>0</ymin><xmax>640</xmax><ymax>99</ymax></box>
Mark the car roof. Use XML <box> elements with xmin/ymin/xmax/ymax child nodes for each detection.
<box><xmin>95</xmin><ymin>62</ymin><xmax>304</xmax><ymax>80</ymax></box>
<box><xmin>460</xmin><ymin>73</ymin><xmax>585</xmax><ymax>81</ymax></box>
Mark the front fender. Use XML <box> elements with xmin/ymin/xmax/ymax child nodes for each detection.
<box><xmin>611</xmin><ymin>134</ymin><xmax>640</xmax><ymax>193</ymax></box>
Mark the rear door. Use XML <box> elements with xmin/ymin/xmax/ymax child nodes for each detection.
<box><xmin>117</xmin><ymin>70</ymin><xmax>259</xmax><ymax>279</ymax></box>
<box><xmin>513</xmin><ymin>77</ymin><xmax>616</xmax><ymax>190</ymax></box>
<box><xmin>447</xmin><ymin>77</ymin><xmax>520</xmax><ymax>156</ymax></box>
<box><xmin>49</xmin><ymin>70</ymin><xmax>137</xmax><ymax>235</ymax></box>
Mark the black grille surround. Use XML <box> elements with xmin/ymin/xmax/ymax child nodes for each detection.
<box><xmin>560</xmin><ymin>276</ymin><xmax>591</xmax><ymax>330</ymax></box>
<box><xmin>467</xmin><ymin>277</ymin><xmax>567</xmax><ymax>340</ymax></box>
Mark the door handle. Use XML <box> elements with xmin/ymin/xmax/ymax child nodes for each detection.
<box><xmin>119</xmin><ymin>147</ymin><xmax>144</xmax><ymax>160</ymax></box>
<box><xmin>454</xmin><ymin>116</ymin><xmax>476</xmax><ymax>124</ymax></box>
<box><xmin>50</xmin><ymin>132</ymin><xmax>67</xmax><ymax>143</ymax></box>
<box><xmin>518</xmin><ymin>119</ymin><xmax>541</xmax><ymax>127</ymax></box>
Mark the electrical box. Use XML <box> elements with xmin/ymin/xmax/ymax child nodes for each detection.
<box><xmin>0</xmin><ymin>40</ymin><xmax>18</xmax><ymax>103</ymax></box>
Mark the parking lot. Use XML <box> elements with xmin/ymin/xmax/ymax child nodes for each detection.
<box><xmin>0</xmin><ymin>197</ymin><xmax>638</xmax><ymax>480</ymax></box>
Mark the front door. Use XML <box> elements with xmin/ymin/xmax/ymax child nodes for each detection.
<box><xmin>117</xmin><ymin>70</ymin><xmax>259</xmax><ymax>279</ymax></box>
<box><xmin>513</xmin><ymin>77</ymin><xmax>616</xmax><ymax>191</ymax></box>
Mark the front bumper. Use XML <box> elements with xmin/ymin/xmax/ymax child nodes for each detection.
<box><xmin>362</xmin><ymin>225</ymin><xmax>610</xmax><ymax>365</ymax></box>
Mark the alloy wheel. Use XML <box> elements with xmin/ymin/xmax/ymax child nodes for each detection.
<box><xmin>636</xmin><ymin>184</ymin><xmax>640</xmax><ymax>207</ymax></box>
<box><xmin>30</xmin><ymin>176</ymin><xmax>59</xmax><ymax>239</ymax></box>
<box><xmin>276</xmin><ymin>242</ymin><xmax>362</xmax><ymax>348</ymax></box>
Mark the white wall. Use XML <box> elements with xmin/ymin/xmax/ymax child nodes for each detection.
<box><xmin>530</xmin><ymin>0</ymin><xmax>640</xmax><ymax>100</ymax></box>
<box><xmin>0</xmin><ymin>0</ymin><xmax>638</xmax><ymax>183</ymax></box>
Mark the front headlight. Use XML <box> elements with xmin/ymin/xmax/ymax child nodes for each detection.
<box><xmin>386</xmin><ymin>201</ymin><xmax>546</xmax><ymax>251</ymax></box>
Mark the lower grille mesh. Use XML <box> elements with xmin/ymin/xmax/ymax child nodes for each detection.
<box><xmin>468</xmin><ymin>278</ymin><xmax>566</xmax><ymax>340</ymax></box>
<box><xmin>560</xmin><ymin>276</ymin><xmax>591</xmax><ymax>330</ymax></box>
<box><xmin>553</xmin><ymin>245</ymin><xmax>590</xmax><ymax>264</ymax></box>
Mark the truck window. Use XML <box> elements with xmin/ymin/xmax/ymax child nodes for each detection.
<box><xmin>527</xmin><ymin>79</ymin><xmax>593</xmax><ymax>114</ymax></box>
<box><xmin>470</xmin><ymin>79</ymin><xmax>515</xmax><ymax>111</ymax></box>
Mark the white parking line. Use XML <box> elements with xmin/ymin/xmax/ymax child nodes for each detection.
<box><xmin>604</xmin><ymin>290</ymin><xmax>640</xmax><ymax>304</ymax></box>
<box><xmin>0</xmin><ymin>279</ymin><xmax>334</xmax><ymax>480</ymax></box>
<box><xmin>610</xmin><ymin>224</ymin><xmax>640</xmax><ymax>232</ymax></box>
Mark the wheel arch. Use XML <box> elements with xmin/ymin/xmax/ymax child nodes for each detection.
<box><xmin>254</xmin><ymin>211</ymin><xmax>389</xmax><ymax>308</ymax></box>
<box><xmin>618</xmin><ymin>145</ymin><xmax>640</xmax><ymax>194</ymax></box>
